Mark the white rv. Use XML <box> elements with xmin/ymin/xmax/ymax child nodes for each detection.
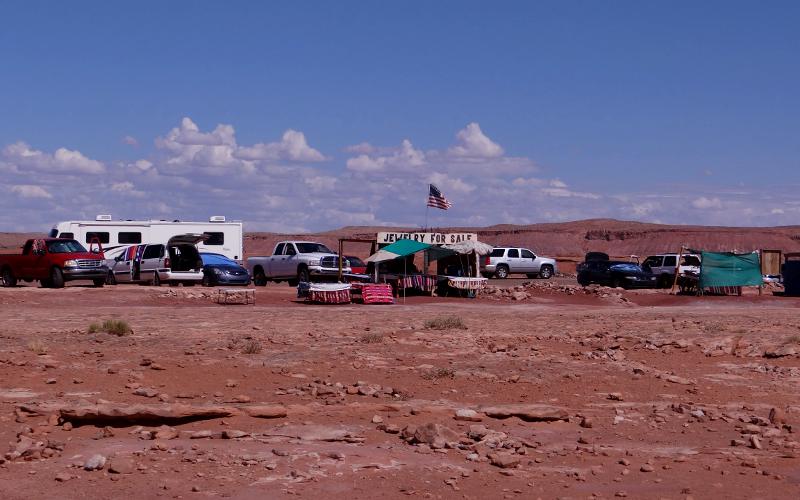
<box><xmin>49</xmin><ymin>215</ymin><xmax>244</xmax><ymax>262</ymax></box>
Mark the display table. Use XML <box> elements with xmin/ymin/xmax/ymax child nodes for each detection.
<box><xmin>446</xmin><ymin>277</ymin><xmax>488</xmax><ymax>291</ymax></box>
<box><xmin>298</xmin><ymin>283</ymin><xmax>352</xmax><ymax>304</ymax></box>
<box><xmin>350</xmin><ymin>283</ymin><xmax>394</xmax><ymax>304</ymax></box>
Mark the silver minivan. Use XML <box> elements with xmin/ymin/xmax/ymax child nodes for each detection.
<box><xmin>104</xmin><ymin>234</ymin><xmax>205</xmax><ymax>285</ymax></box>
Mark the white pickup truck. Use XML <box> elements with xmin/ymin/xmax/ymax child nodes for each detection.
<box><xmin>247</xmin><ymin>241</ymin><xmax>350</xmax><ymax>286</ymax></box>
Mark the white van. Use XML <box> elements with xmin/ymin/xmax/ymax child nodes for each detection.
<box><xmin>104</xmin><ymin>234</ymin><xmax>205</xmax><ymax>286</ymax></box>
<box><xmin>49</xmin><ymin>215</ymin><xmax>243</xmax><ymax>262</ymax></box>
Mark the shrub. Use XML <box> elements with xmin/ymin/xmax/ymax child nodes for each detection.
<box><xmin>424</xmin><ymin>316</ymin><xmax>466</xmax><ymax>330</ymax></box>
<box><xmin>421</xmin><ymin>366</ymin><xmax>456</xmax><ymax>380</ymax></box>
<box><xmin>359</xmin><ymin>333</ymin><xmax>384</xmax><ymax>344</ymax></box>
<box><xmin>89</xmin><ymin>319</ymin><xmax>132</xmax><ymax>336</ymax></box>
<box><xmin>242</xmin><ymin>339</ymin><xmax>263</xmax><ymax>354</ymax></box>
<box><xmin>27</xmin><ymin>340</ymin><xmax>48</xmax><ymax>355</ymax></box>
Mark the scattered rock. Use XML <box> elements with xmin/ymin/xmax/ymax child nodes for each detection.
<box><xmin>83</xmin><ymin>454</ymin><xmax>106</xmax><ymax>471</ymax></box>
<box><xmin>454</xmin><ymin>409</ymin><xmax>482</xmax><ymax>422</ymax></box>
<box><xmin>488</xmin><ymin>452</ymin><xmax>520</xmax><ymax>469</ymax></box>
<box><xmin>410</xmin><ymin>423</ymin><xmax>460</xmax><ymax>449</ymax></box>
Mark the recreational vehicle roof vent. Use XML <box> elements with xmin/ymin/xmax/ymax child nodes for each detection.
<box><xmin>96</xmin><ymin>214</ymin><xmax>112</xmax><ymax>221</ymax></box>
<box><xmin>209</xmin><ymin>215</ymin><xmax>226</xmax><ymax>222</ymax></box>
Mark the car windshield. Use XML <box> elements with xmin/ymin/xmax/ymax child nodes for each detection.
<box><xmin>610</xmin><ymin>263</ymin><xmax>643</xmax><ymax>272</ymax></box>
<box><xmin>201</xmin><ymin>253</ymin><xmax>237</xmax><ymax>266</ymax></box>
<box><xmin>46</xmin><ymin>239</ymin><xmax>87</xmax><ymax>253</ymax></box>
<box><xmin>296</xmin><ymin>243</ymin><xmax>332</xmax><ymax>253</ymax></box>
<box><xmin>346</xmin><ymin>256</ymin><xmax>365</xmax><ymax>266</ymax></box>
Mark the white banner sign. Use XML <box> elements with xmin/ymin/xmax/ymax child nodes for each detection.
<box><xmin>377</xmin><ymin>232</ymin><xmax>478</xmax><ymax>245</ymax></box>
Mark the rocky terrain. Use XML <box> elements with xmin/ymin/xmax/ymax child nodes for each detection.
<box><xmin>1</xmin><ymin>282</ymin><xmax>799</xmax><ymax>499</ymax></box>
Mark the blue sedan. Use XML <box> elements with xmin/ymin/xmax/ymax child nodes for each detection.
<box><xmin>200</xmin><ymin>253</ymin><xmax>251</xmax><ymax>286</ymax></box>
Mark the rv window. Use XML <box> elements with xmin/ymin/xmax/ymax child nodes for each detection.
<box><xmin>119</xmin><ymin>232</ymin><xmax>142</xmax><ymax>244</ymax></box>
<box><xmin>59</xmin><ymin>232</ymin><xmax>74</xmax><ymax>239</ymax></box>
<box><xmin>204</xmin><ymin>232</ymin><xmax>224</xmax><ymax>245</ymax></box>
<box><xmin>86</xmin><ymin>232</ymin><xmax>109</xmax><ymax>244</ymax></box>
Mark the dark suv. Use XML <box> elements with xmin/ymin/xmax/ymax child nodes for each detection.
<box><xmin>577</xmin><ymin>260</ymin><xmax>657</xmax><ymax>289</ymax></box>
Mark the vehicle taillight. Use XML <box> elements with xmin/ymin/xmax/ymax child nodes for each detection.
<box><xmin>164</xmin><ymin>257</ymin><xmax>170</xmax><ymax>268</ymax></box>
<box><xmin>484</xmin><ymin>255</ymin><xmax>491</xmax><ymax>265</ymax></box>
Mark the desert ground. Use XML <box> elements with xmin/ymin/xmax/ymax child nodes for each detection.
<box><xmin>1</xmin><ymin>279</ymin><xmax>799</xmax><ymax>500</ymax></box>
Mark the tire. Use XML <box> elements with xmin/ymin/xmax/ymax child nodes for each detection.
<box><xmin>538</xmin><ymin>265</ymin><xmax>554</xmax><ymax>279</ymax></box>
<box><xmin>50</xmin><ymin>267</ymin><xmax>64</xmax><ymax>289</ymax></box>
<box><xmin>297</xmin><ymin>267</ymin><xmax>310</xmax><ymax>284</ymax></box>
<box><xmin>494</xmin><ymin>265</ymin><xmax>509</xmax><ymax>279</ymax></box>
<box><xmin>1</xmin><ymin>267</ymin><xmax>16</xmax><ymax>287</ymax></box>
<box><xmin>92</xmin><ymin>278</ymin><xmax>105</xmax><ymax>288</ymax></box>
<box><xmin>202</xmin><ymin>274</ymin><xmax>212</xmax><ymax>287</ymax></box>
<box><xmin>105</xmin><ymin>271</ymin><xmax>117</xmax><ymax>285</ymax></box>
<box><xmin>253</xmin><ymin>267</ymin><xmax>267</xmax><ymax>286</ymax></box>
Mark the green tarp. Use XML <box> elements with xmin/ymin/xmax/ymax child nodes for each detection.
<box><xmin>698</xmin><ymin>251</ymin><xmax>762</xmax><ymax>288</ymax></box>
<box><xmin>365</xmin><ymin>239</ymin><xmax>432</xmax><ymax>263</ymax></box>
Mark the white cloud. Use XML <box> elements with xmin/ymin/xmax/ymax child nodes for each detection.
<box><xmin>2</xmin><ymin>141</ymin><xmax>105</xmax><ymax>174</ymax></box>
<box><xmin>236</xmin><ymin>129</ymin><xmax>326</xmax><ymax>162</ymax></box>
<box><xmin>122</xmin><ymin>135</ymin><xmax>139</xmax><ymax>147</ymax></box>
<box><xmin>344</xmin><ymin>142</ymin><xmax>375</xmax><ymax>154</ymax></box>
<box><xmin>428</xmin><ymin>172</ymin><xmax>475</xmax><ymax>194</ymax></box>
<box><xmin>447</xmin><ymin>122</ymin><xmax>504</xmax><ymax>158</ymax></box>
<box><xmin>11</xmin><ymin>184</ymin><xmax>53</xmax><ymax>199</ymax></box>
<box><xmin>346</xmin><ymin>139</ymin><xmax>425</xmax><ymax>172</ymax></box>
<box><xmin>691</xmin><ymin>196</ymin><xmax>723</xmax><ymax>210</ymax></box>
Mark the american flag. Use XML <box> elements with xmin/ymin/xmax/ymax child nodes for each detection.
<box><xmin>427</xmin><ymin>184</ymin><xmax>452</xmax><ymax>210</ymax></box>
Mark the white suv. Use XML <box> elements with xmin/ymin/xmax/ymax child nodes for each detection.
<box><xmin>641</xmin><ymin>253</ymin><xmax>701</xmax><ymax>288</ymax></box>
<box><xmin>481</xmin><ymin>247</ymin><xmax>557</xmax><ymax>279</ymax></box>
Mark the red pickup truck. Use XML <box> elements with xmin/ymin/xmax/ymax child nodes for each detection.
<box><xmin>0</xmin><ymin>238</ymin><xmax>108</xmax><ymax>288</ymax></box>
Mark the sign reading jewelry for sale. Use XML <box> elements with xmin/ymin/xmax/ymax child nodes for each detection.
<box><xmin>377</xmin><ymin>232</ymin><xmax>478</xmax><ymax>245</ymax></box>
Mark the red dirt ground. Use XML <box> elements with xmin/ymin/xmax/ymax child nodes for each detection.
<box><xmin>1</xmin><ymin>280</ymin><xmax>800</xmax><ymax>499</ymax></box>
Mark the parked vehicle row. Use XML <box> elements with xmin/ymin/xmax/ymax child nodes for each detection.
<box><xmin>577</xmin><ymin>251</ymin><xmax>703</xmax><ymax>289</ymax></box>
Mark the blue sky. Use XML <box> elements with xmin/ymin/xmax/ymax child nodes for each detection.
<box><xmin>1</xmin><ymin>1</ymin><xmax>798</xmax><ymax>231</ymax></box>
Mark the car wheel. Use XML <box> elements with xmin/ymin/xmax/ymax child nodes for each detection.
<box><xmin>93</xmin><ymin>278</ymin><xmax>105</xmax><ymax>288</ymax></box>
<box><xmin>494</xmin><ymin>265</ymin><xmax>509</xmax><ymax>279</ymax></box>
<box><xmin>1</xmin><ymin>267</ymin><xmax>16</xmax><ymax>287</ymax></box>
<box><xmin>50</xmin><ymin>267</ymin><xmax>65</xmax><ymax>289</ymax></box>
<box><xmin>539</xmin><ymin>265</ymin><xmax>554</xmax><ymax>279</ymax></box>
<box><xmin>202</xmin><ymin>274</ymin><xmax>212</xmax><ymax>287</ymax></box>
<box><xmin>105</xmin><ymin>271</ymin><xmax>117</xmax><ymax>285</ymax></box>
<box><xmin>297</xmin><ymin>267</ymin><xmax>310</xmax><ymax>283</ymax></box>
<box><xmin>253</xmin><ymin>268</ymin><xmax>267</xmax><ymax>286</ymax></box>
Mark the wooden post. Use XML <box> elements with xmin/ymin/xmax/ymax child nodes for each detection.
<box><xmin>670</xmin><ymin>246</ymin><xmax>685</xmax><ymax>294</ymax></box>
<box><xmin>338</xmin><ymin>239</ymin><xmax>343</xmax><ymax>282</ymax></box>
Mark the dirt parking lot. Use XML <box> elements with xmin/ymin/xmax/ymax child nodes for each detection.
<box><xmin>1</xmin><ymin>283</ymin><xmax>800</xmax><ymax>499</ymax></box>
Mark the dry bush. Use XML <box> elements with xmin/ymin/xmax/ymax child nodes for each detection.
<box><xmin>424</xmin><ymin>316</ymin><xmax>466</xmax><ymax>330</ymax></box>
<box><xmin>359</xmin><ymin>332</ymin><xmax>384</xmax><ymax>344</ymax></box>
<box><xmin>89</xmin><ymin>319</ymin><xmax>132</xmax><ymax>336</ymax></box>
<box><xmin>27</xmin><ymin>340</ymin><xmax>48</xmax><ymax>355</ymax></box>
<box><xmin>242</xmin><ymin>339</ymin><xmax>263</xmax><ymax>354</ymax></box>
<box><xmin>784</xmin><ymin>334</ymin><xmax>800</xmax><ymax>345</ymax></box>
<box><xmin>421</xmin><ymin>366</ymin><xmax>456</xmax><ymax>380</ymax></box>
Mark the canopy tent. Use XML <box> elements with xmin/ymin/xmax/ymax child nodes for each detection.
<box><xmin>427</xmin><ymin>240</ymin><xmax>494</xmax><ymax>261</ymax></box>
<box><xmin>365</xmin><ymin>239</ymin><xmax>432</xmax><ymax>263</ymax></box>
<box><xmin>698</xmin><ymin>251</ymin><xmax>762</xmax><ymax>289</ymax></box>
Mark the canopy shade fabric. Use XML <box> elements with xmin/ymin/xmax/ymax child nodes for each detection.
<box><xmin>698</xmin><ymin>251</ymin><xmax>762</xmax><ymax>288</ymax></box>
<box><xmin>365</xmin><ymin>239</ymin><xmax>432</xmax><ymax>263</ymax></box>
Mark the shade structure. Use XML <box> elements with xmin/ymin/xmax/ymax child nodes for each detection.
<box><xmin>365</xmin><ymin>239</ymin><xmax>432</xmax><ymax>263</ymax></box>
<box><xmin>698</xmin><ymin>251</ymin><xmax>762</xmax><ymax>288</ymax></box>
<box><xmin>427</xmin><ymin>240</ymin><xmax>494</xmax><ymax>261</ymax></box>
